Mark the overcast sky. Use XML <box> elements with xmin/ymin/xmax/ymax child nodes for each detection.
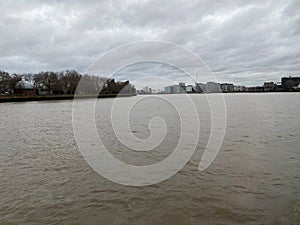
<box><xmin>0</xmin><ymin>0</ymin><xmax>299</xmax><ymax>88</ymax></box>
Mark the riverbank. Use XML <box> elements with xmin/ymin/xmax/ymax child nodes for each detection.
<box><xmin>0</xmin><ymin>94</ymin><xmax>136</xmax><ymax>103</ymax></box>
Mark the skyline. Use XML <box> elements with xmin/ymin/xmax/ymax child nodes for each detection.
<box><xmin>0</xmin><ymin>0</ymin><xmax>300</xmax><ymax>87</ymax></box>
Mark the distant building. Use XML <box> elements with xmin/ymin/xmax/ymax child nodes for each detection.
<box><xmin>248</xmin><ymin>86</ymin><xmax>264</xmax><ymax>92</ymax></box>
<box><xmin>141</xmin><ymin>86</ymin><xmax>151</xmax><ymax>94</ymax></box>
<box><xmin>186</xmin><ymin>85</ymin><xmax>194</xmax><ymax>93</ymax></box>
<box><xmin>234</xmin><ymin>85</ymin><xmax>247</xmax><ymax>92</ymax></box>
<box><xmin>137</xmin><ymin>87</ymin><xmax>152</xmax><ymax>94</ymax></box>
<box><xmin>263</xmin><ymin>82</ymin><xmax>277</xmax><ymax>91</ymax></box>
<box><xmin>151</xmin><ymin>89</ymin><xmax>163</xmax><ymax>94</ymax></box>
<box><xmin>194</xmin><ymin>83</ymin><xmax>204</xmax><ymax>93</ymax></box>
<box><xmin>206</xmin><ymin>82</ymin><xmax>221</xmax><ymax>93</ymax></box>
<box><xmin>172</xmin><ymin>85</ymin><xmax>180</xmax><ymax>93</ymax></box>
<box><xmin>164</xmin><ymin>86</ymin><xmax>173</xmax><ymax>94</ymax></box>
<box><xmin>178</xmin><ymin>82</ymin><xmax>186</xmax><ymax>93</ymax></box>
<box><xmin>220</xmin><ymin>83</ymin><xmax>234</xmax><ymax>93</ymax></box>
<box><xmin>164</xmin><ymin>83</ymin><xmax>187</xmax><ymax>94</ymax></box>
<box><xmin>14</xmin><ymin>79</ymin><xmax>35</xmax><ymax>96</ymax></box>
<box><xmin>281</xmin><ymin>76</ymin><xmax>300</xmax><ymax>91</ymax></box>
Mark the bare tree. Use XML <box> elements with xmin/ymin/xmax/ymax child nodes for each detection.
<box><xmin>0</xmin><ymin>70</ymin><xmax>11</xmax><ymax>92</ymax></box>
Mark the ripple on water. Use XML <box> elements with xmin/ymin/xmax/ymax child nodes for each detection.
<box><xmin>0</xmin><ymin>94</ymin><xmax>300</xmax><ymax>225</ymax></box>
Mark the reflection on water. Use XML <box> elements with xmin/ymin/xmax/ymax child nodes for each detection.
<box><xmin>0</xmin><ymin>93</ymin><xmax>299</xmax><ymax>225</ymax></box>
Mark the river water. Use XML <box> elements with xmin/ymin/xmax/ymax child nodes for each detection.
<box><xmin>0</xmin><ymin>93</ymin><xmax>299</xmax><ymax>225</ymax></box>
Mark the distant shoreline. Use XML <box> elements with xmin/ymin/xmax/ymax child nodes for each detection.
<box><xmin>1</xmin><ymin>92</ymin><xmax>299</xmax><ymax>103</ymax></box>
<box><xmin>0</xmin><ymin>94</ymin><xmax>136</xmax><ymax>103</ymax></box>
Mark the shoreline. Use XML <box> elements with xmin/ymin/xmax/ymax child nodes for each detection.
<box><xmin>1</xmin><ymin>91</ymin><xmax>298</xmax><ymax>103</ymax></box>
<box><xmin>0</xmin><ymin>94</ymin><xmax>136</xmax><ymax>103</ymax></box>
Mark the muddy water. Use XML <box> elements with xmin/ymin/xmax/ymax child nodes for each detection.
<box><xmin>0</xmin><ymin>93</ymin><xmax>299</xmax><ymax>225</ymax></box>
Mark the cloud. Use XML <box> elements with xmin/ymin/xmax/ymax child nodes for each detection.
<box><xmin>0</xmin><ymin>0</ymin><xmax>299</xmax><ymax>87</ymax></box>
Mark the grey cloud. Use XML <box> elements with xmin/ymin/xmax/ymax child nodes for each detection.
<box><xmin>0</xmin><ymin>0</ymin><xmax>299</xmax><ymax>87</ymax></box>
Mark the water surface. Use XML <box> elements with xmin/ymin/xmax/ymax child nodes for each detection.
<box><xmin>0</xmin><ymin>93</ymin><xmax>299</xmax><ymax>225</ymax></box>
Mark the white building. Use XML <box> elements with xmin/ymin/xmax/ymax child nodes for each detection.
<box><xmin>186</xmin><ymin>85</ymin><xmax>193</xmax><ymax>93</ymax></box>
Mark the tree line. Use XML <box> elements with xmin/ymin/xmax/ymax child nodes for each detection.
<box><xmin>0</xmin><ymin>70</ymin><xmax>135</xmax><ymax>95</ymax></box>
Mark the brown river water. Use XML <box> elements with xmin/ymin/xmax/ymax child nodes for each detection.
<box><xmin>0</xmin><ymin>93</ymin><xmax>299</xmax><ymax>225</ymax></box>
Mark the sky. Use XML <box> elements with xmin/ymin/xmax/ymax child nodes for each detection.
<box><xmin>0</xmin><ymin>0</ymin><xmax>299</xmax><ymax>88</ymax></box>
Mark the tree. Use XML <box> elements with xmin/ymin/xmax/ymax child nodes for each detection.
<box><xmin>59</xmin><ymin>70</ymin><xmax>81</xmax><ymax>94</ymax></box>
<box><xmin>9</xmin><ymin>74</ymin><xmax>22</xmax><ymax>92</ymax></box>
<box><xmin>77</xmin><ymin>74</ymin><xmax>107</xmax><ymax>94</ymax></box>
<box><xmin>0</xmin><ymin>70</ymin><xmax>11</xmax><ymax>93</ymax></box>
<box><xmin>34</xmin><ymin>71</ymin><xmax>60</xmax><ymax>94</ymax></box>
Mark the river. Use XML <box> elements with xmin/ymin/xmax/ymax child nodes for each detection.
<box><xmin>0</xmin><ymin>93</ymin><xmax>299</xmax><ymax>225</ymax></box>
